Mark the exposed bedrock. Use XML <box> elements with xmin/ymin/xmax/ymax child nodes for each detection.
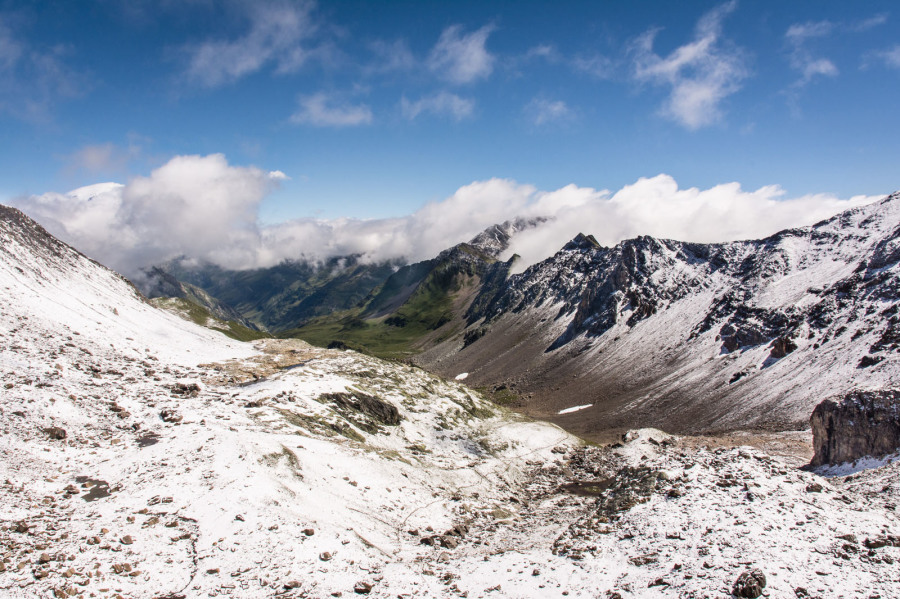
<box><xmin>810</xmin><ymin>389</ymin><xmax>900</xmax><ymax>467</ymax></box>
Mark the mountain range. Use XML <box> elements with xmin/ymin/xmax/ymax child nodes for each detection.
<box><xmin>146</xmin><ymin>193</ymin><xmax>900</xmax><ymax>442</ymax></box>
<box><xmin>2</xmin><ymin>200</ymin><xmax>900</xmax><ymax>598</ymax></box>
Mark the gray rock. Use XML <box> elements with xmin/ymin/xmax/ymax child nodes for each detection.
<box><xmin>732</xmin><ymin>568</ymin><xmax>766</xmax><ymax>598</ymax></box>
<box><xmin>810</xmin><ymin>389</ymin><xmax>900</xmax><ymax>466</ymax></box>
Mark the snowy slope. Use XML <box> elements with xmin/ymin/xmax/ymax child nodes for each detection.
<box><xmin>2</xmin><ymin>203</ymin><xmax>899</xmax><ymax>599</ymax></box>
<box><xmin>418</xmin><ymin>193</ymin><xmax>900</xmax><ymax>437</ymax></box>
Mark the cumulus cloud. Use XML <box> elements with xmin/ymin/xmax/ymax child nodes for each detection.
<box><xmin>13</xmin><ymin>156</ymin><xmax>883</xmax><ymax>282</ymax></box>
<box><xmin>290</xmin><ymin>92</ymin><xmax>373</xmax><ymax>127</ymax></box>
<box><xmin>502</xmin><ymin>175</ymin><xmax>882</xmax><ymax>272</ymax></box>
<box><xmin>401</xmin><ymin>92</ymin><xmax>474</xmax><ymax>121</ymax></box>
<box><xmin>14</xmin><ymin>154</ymin><xmax>283</xmax><ymax>275</ymax></box>
<box><xmin>428</xmin><ymin>24</ymin><xmax>495</xmax><ymax>84</ymax></box>
<box><xmin>183</xmin><ymin>1</ymin><xmax>318</xmax><ymax>87</ymax></box>
<box><xmin>631</xmin><ymin>1</ymin><xmax>748</xmax><ymax>129</ymax></box>
<box><xmin>0</xmin><ymin>16</ymin><xmax>84</xmax><ymax>121</ymax></box>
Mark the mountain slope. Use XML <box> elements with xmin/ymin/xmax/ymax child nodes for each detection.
<box><xmin>288</xmin><ymin>218</ymin><xmax>536</xmax><ymax>358</ymax></box>
<box><xmin>416</xmin><ymin>193</ymin><xmax>900</xmax><ymax>438</ymax></box>
<box><xmin>3</xmin><ymin>203</ymin><xmax>900</xmax><ymax>598</ymax></box>
<box><xmin>145</xmin><ymin>254</ymin><xmax>402</xmax><ymax>332</ymax></box>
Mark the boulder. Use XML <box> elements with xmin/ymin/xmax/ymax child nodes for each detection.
<box><xmin>810</xmin><ymin>389</ymin><xmax>900</xmax><ymax>467</ymax></box>
<box><xmin>731</xmin><ymin>568</ymin><xmax>766</xmax><ymax>598</ymax></box>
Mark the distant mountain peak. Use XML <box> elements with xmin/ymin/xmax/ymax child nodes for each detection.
<box><xmin>563</xmin><ymin>232</ymin><xmax>602</xmax><ymax>251</ymax></box>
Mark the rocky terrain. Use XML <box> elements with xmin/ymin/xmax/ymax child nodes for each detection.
<box><xmin>416</xmin><ymin>193</ymin><xmax>900</xmax><ymax>439</ymax></box>
<box><xmin>3</xmin><ymin>204</ymin><xmax>900</xmax><ymax>598</ymax></box>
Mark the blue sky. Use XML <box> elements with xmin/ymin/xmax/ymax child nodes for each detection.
<box><xmin>3</xmin><ymin>1</ymin><xmax>900</xmax><ymax>273</ymax></box>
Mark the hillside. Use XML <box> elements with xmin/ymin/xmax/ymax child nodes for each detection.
<box><xmin>2</xmin><ymin>203</ymin><xmax>900</xmax><ymax>598</ymax></box>
<box><xmin>415</xmin><ymin>193</ymin><xmax>900</xmax><ymax>439</ymax></box>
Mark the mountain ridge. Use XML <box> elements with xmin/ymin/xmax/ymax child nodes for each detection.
<box><xmin>414</xmin><ymin>193</ymin><xmax>900</xmax><ymax>437</ymax></box>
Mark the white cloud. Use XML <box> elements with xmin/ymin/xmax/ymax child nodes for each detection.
<box><xmin>401</xmin><ymin>92</ymin><xmax>474</xmax><ymax>121</ymax></box>
<box><xmin>785</xmin><ymin>21</ymin><xmax>833</xmax><ymax>43</ymax></box>
<box><xmin>525</xmin><ymin>44</ymin><xmax>560</xmax><ymax>62</ymax></box>
<box><xmin>852</xmin><ymin>13</ymin><xmax>888</xmax><ymax>32</ymax></box>
<box><xmin>572</xmin><ymin>54</ymin><xmax>614</xmax><ymax>78</ymax></box>
<box><xmin>631</xmin><ymin>1</ymin><xmax>747</xmax><ymax>129</ymax></box>
<box><xmin>525</xmin><ymin>98</ymin><xmax>572</xmax><ymax>125</ymax></box>
<box><xmin>503</xmin><ymin>175</ymin><xmax>882</xmax><ymax>272</ymax></box>
<box><xmin>428</xmin><ymin>24</ymin><xmax>495</xmax><ymax>84</ymax></box>
<box><xmin>870</xmin><ymin>45</ymin><xmax>900</xmax><ymax>70</ymax></box>
<box><xmin>184</xmin><ymin>2</ymin><xmax>318</xmax><ymax>87</ymax></box>
<box><xmin>13</xmin><ymin>160</ymin><xmax>883</xmax><ymax>282</ymax></box>
<box><xmin>13</xmin><ymin>154</ymin><xmax>283</xmax><ymax>275</ymax></box>
<box><xmin>290</xmin><ymin>92</ymin><xmax>373</xmax><ymax>127</ymax></box>
<box><xmin>366</xmin><ymin>39</ymin><xmax>416</xmax><ymax>74</ymax></box>
<box><xmin>785</xmin><ymin>20</ymin><xmax>839</xmax><ymax>88</ymax></box>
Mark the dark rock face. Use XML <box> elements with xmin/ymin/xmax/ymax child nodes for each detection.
<box><xmin>810</xmin><ymin>389</ymin><xmax>900</xmax><ymax>467</ymax></box>
<box><xmin>731</xmin><ymin>568</ymin><xmax>766</xmax><ymax>598</ymax></box>
<box><xmin>319</xmin><ymin>392</ymin><xmax>401</xmax><ymax>427</ymax></box>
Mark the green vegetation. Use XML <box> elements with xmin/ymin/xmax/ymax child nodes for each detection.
<box><xmin>284</xmin><ymin>259</ymin><xmax>467</xmax><ymax>359</ymax></box>
<box><xmin>476</xmin><ymin>385</ymin><xmax>521</xmax><ymax>407</ymax></box>
<box><xmin>151</xmin><ymin>297</ymin><xmax>270</xmax><ymax>342</ymax></box>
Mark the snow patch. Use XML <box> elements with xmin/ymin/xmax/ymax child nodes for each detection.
<box><xmin>558</xmin><ymin>403</ymin><xmax>593</xmax><ymax>415</ymax></box>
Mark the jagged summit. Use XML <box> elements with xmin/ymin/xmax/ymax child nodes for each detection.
<box><xmin>562</xmin><ymin>232</ymin><xmax>602</xmax><ymax>251</ymax></box>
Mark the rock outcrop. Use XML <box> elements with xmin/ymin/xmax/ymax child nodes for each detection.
<box><xmin>810</xmin><ymin>389</ymin><xmax>900</xmax><ymax>467</ymax></box>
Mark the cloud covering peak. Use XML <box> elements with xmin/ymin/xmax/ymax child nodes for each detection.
<box><xmin>12</xmin><ymin>154</ymin><xmax>882</xmax><ymax>278</ymax></box>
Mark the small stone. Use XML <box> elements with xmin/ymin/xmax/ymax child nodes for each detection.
<box><xmin>38</xmin><ymin>553</ymin><xmax>52</xmax><ymax>564</ymax></box>
<box><xmin>531</xmin><ymin>568</ymin><xmax>540</xmax><ymax>576</ymax></box>
<box><xmin>319</xmin><ymin>552</ymin><xmax>332</xmax><ymax>561</ymax></box>
<box><xmin>439</xmin><ymin>536</ymin><xmax>459</xmax><ymax>549</ymax></box>
<box><xmin>353</xmin><ymin>581</ymin><xmax>373</xmax><ymax>594</ymax></box>
<box><xmin>206</xmin><ymin>568</ymin><xmax>220</xmax><ymax>574</ymax></box>
<box><xmin>732</xmin><ymin>568</ymin><xmax>766</xmax><ymax>598</ymax></box>
<box><xmin>805</xmin><ymin>483</ymin><xmax>823</xmax><ymax>493</ymax></box>
<box><xmin>45</xmin><ymin>427</ymin><xmax>67</xmax><ymax>440</ymax></box>
<box><xmin>303</xmin><ymin>528</ymin><xmax>315</xmax><ymax>536</ymax></box>
<box><xmin>120</xmin><ymin>535</ymin><xmax>133</xmax><ymax>545</ymax></box>
<box><xmin>284</xmin><ymin>580</ymin><xmax>302</xmax><ymax>589</ymax></box>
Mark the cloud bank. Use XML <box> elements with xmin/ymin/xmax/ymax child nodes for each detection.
<box><xmin>13</xmin><ymin>154</ymin><xmax>882</xmax><ymax>279</ymax></box>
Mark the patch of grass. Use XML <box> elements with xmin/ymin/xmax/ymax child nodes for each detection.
<box><xmin>152</xmin><ymin>297</ymin><xmax>270</xmax><ymax>342</ymax></box>
<box><xmin>476</xmin><ymin>385</ymin><xmax>520</xmax><ymax>407</ymax></box>
<box><xmin>282</xmin><ymin>258</ymin><xmax>473</xmax><ymax>360</ymax></box>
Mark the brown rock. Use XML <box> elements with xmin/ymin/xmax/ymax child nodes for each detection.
<box><xmin>732</xmin><ymin>568</ymin><xmax>766</xmax><ymax>598</ymax></box>
<box><xmin>45</xmin><ymin>427</ymin><xmax>67</xmax><ymax>440</ymax></box>
<box><xmin>353</xmin><ymin>581</ymin><xmax>373</xmax><ymax>594</ymax></box>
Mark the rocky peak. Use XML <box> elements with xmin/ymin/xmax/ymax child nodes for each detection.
<box><xmin>562</xmin><ymin>232</ymin><xmax>602</xmax><ymax>252</ymax></box>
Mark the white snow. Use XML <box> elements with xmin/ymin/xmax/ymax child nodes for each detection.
<box><xmin>2</xmin><ymin>204</ymin><xmax>900</xmax><ymax>598</ymax></box>
<box><xmin>558</xmin><ymin>403</ymin><xmax>593</xmax><ymax>414</ymax></box>
<box><xmin>454</xmin><ymin>372</ymin><xmax>469</xmax><ymax>380</ymax></box>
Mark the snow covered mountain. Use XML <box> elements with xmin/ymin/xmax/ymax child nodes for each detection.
<box><xmin>2</xmin><ymin>203</ymin><xmax>900</xmax><ymax>598</ymax></box>
<box><xmin>417</xmin><ymin>193</ymin><xmax>900</xmax><ymax>439</ymax></box>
